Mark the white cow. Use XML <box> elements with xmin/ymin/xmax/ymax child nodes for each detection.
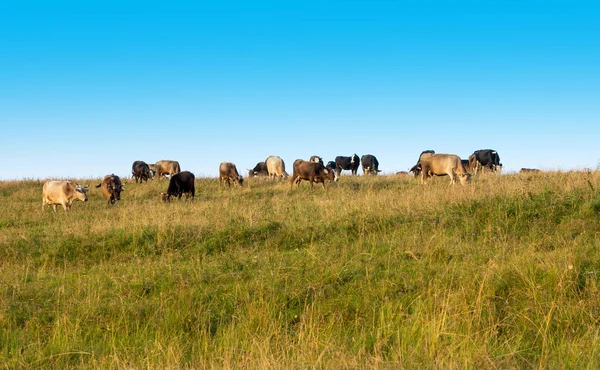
<box><xmin>265</xmin><ymin>156</ymin><xmax>288</xmax><ymax>180</ymax></box>
<box><xmin>42</xmin><ymin>181</ymin><xmax>89</xmax><ymax>212</ymax></box>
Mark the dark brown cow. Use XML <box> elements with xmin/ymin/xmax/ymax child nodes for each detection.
<box><xmin>96</xmin><ymin>174</ymin><xmax>124</xmax><ymax>205</ymax></box>
<box><xmin>219</xmin><ymin>162</ymin><xmax>244</xmax><ymax>187</ymax></box>
<box><xmin>249</xmin><ymin>161</ymin><xmax>269</xmax><ymax>177</ymax></box>
<box><xmin>132</xmin><ymin>160</ymin><xmax>154</xmax><ymax>183</ymax></box>
<box><xmin>160</xmin><ymin>171</ymin><xmax>195</xmax><ymax>202</ymax></box>
<box><xmin>290</xmin><ymin>159</ymin><xmax>335</xmax><ymax>189</ymax></box>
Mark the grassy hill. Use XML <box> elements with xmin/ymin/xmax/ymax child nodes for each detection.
<box><xmin>2</xmin><ymin>171</ymin><xmax>600</xmax><ymax>368</ymax></box>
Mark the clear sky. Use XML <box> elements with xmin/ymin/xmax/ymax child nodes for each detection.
<box><xmin>2</xmin><ymin>1</ymin><xmax>599</xmax><ymax>180</ymax></box>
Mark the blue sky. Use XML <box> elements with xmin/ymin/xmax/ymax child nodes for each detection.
<box><xmin>1</xmin><ymin>1</ymin><xmax>599</xmax><ymax>179</ymax></box>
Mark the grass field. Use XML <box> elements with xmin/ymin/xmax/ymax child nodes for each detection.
<box><xmin>2</xmin><ymin>171</ymin><xmax>600</xmax><ymax>368</ymax></box>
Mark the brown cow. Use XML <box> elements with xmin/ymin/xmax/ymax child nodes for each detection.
<box><xmin>154</xmin><ymin>160</ymin><xmax>181</xmax><ymax>179</ymax></box>
<box><xmin>219</xmin><ymin>162</ymin><xmax>244</xmax><ymax>187</ymax></box>
<box><xmin>520</xmin><ymin>168</ymin><xmax>542</xmax><ymax>174</ymax></box>
<box><xmin>419</xmin><ymin>153</ymin><xmax>471</xmax><ymax>185</ymax></box>
<box><xmin>42</xmin><ymin>181</ymin><xmax>89</xmax><ymax>212</ymax></box>
<box><xmin>96</xmin><ymin>174</ymin><xmax>124</xmax><ymax>205</ymax></box>
<box><xmin>290</xmin><ymin>159</ymin><xmax>335</xmax><ymax>189</ymax></box>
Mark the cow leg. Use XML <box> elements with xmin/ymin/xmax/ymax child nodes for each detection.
<box><xmin>52</xmin><ymin>204</ymin><xmax>58</xmax><ymax>212</ymax></box>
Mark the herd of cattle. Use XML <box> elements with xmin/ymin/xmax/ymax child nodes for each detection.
<box><xmin>40</xmin><ymin>149</ymin><xmax>542</xmax><ymax>212</ymax></box>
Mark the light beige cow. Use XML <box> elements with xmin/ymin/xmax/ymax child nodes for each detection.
<box><xmin>42</xmin><ymin>181</ymin><xmax>89</xmax><ymax>212</ymax></box>
<box><xmin>154</xmin><ymin>160</ymin><xmax>181</xmax><ymax>179</ymax></box>
<box><xmin>265</xmin><ymin>155</ymin><xmax>288</xmax><ymax>180</ymax></box>
<box><xmin>419</xmin><ymin>153</ymin><xmax>471</xmax><ymax>185</ymax></box>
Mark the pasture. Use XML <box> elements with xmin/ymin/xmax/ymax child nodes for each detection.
<box><xmin>1</xmin><ymin>171</ymin><xmax>600</xmax><ymax>368</ymax></box>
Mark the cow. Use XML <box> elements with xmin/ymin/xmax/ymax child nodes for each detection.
<box><xmin>42</xmin><ymin>181</ymin><xmax>89</xmax><ymax>212</ymax></box>
<box><xmin>132</xmin><ymin>160</ymin><xmax>154</xmax><ymax>183</ymax></box>
<box><xmin>248</xmin><ymin>161</ymin><xmax>269</xmax><ymax>177</ymax></box>
<box><xmin>409</xmin><ymin>150</ymin><xmax>435</xmax><ymax>177</ymax></box>
<box><xmin>335</xmin><ymin>153</ymin><xmax>360</xmax><ymax>178</ymax></box>
<box><xmin>219</xmin><ymin>162</ymin><xmax>244</xmax><ymax>187</ymax></box>
<box><xmin>154</xmin><ymin>160</ymin><xmax>181</xmax><ymax>179</ymax></box>
<box><xmin>520</xmin><ymin>168</ymin><xmax>542</xmax><ymax>174</ymax></box>
<box><xmin>325</xmin><ymin>161</ymin><xmax>339</xmax><ymax>181</ymax></box>
<box><xmin>290</xmin><ymin>159</ymin><xmax>336</xmax><ymax>189</ymax></box>
<box><xmin>265</xmin><ymin>156</ymin><xmax>288</xmax><ymax>180</ymax></box>
<box><xmin>309</xmin><ymin>155</ymin><xmax>324</xmax><ymax>165</ymax></box>
<box><xmin>96</xmin><ymin>174</ymin><xmax>124</xmax><ymax>205</ymax></box>
<box><xmin>468</xmin><ymin>149</ymin><xmax>502</xmax><ymax>174</ymax></box>
<box><xmin>419</xmin><ymin>153</ymin><xmax>471</xmax><ymax>185</ymax></box>
<box><xmin>361</xmin><ymin>154</ymin><xmax>381</xmax><ymax>175</ymax></box>
<box><xmin>160</xmin><ymin>171</ymin><xmax>195</xmax><ymax>202</ymax></box>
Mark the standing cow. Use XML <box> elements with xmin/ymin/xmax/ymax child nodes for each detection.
<box><xmin>154</xmin><ymin>160</ymin><xmax>181</xmax><ymax>179</ymax></box>
<box><xmin>132</xmin><ymin>160</ymin><xmax>154</xmax><ymax>183</ymax></box>
<box><xmin>468</xmin><ymin>149</ymin><xmax>502</xmax><ymax>174</ymax></box>
<box><xmin>265</xmin><ymin>156</ymin><xmax>288</xmax><ymax>180</ymax></box>
<box><xmin>96</xmin><ymin>174</ymin><xmax>124</xmax><ymax>205</ymax></box>
<box><xmin>409</xmin><ymin>150</ymin><xmax>435</xmax><ymax>177</ymax></box>
<box><xmin>335</xmin><ymin>153</ymin><xmax>360</xmax><ymax>178</ymax></box>
<box><xmin>219</xmin><ymin>162</ymin><xmax>244</xmax><ymax>187</ymax></box>
<box><xmin>361</xmin><ymin>154</ymin><xmax>381</xmax><ymax>175</ymax></box>
<box><xmin>160</xmin><ymin>171</ymin><xmax>195</xmax><ymax>202</ymax></box>
<box><xmin>42</xmin><ymin>181</ymin><xmax>89</xmax><ymax>212</ymax></box>
<box><xmin>290</xmin><ymin>159</ymin><xmax>335</xmax><ymax>189</ymax></box>
<box><xmin>419</xmin><ymin>153</ymin><xmax>471</xmax><ymax>185</ymax></box>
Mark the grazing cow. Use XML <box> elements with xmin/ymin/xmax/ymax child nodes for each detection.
<box><xmin>154</xmin><ymin>160</ymin><xmax>181</xmax><ymax>179</ymax></box>
<box><xmin>361</xmin><ymin>154</ymin><xmax>381</xmax><ymax>175</ymax></box>
<box><xmin>469</xmin><ymin>149</ymin><xmax>502</xmax><ymax>174</ymax></box>
<box><xmin>419</xmin><ymin>153</ymin><xmax>471</xmax><ymax>185</ymax></box>
<box><xmin>96</xmin><ymin>174</ymin><xmax>124</xmax><ymax>205</ymax></box>
<box><xmin>520</xmin><ymin>168</ymin><xmax>542</xmax><ymax>174</ymax></box>
<box><xmin>265</xmin><ymin>156</ymin><xmax>288</xmax><ymax>180</ymax></box>
<box><xmin>335</xmin><ymin>153</ymin><xmax>360</xmax><ymax>177</ymax></box>
<box><xmin>290</xmin><ymin>159</ymin><xmax>336</xmax><ymax>189</ymax></box>
<box><xmin>309</xmin><ymin>155</ymin><xmax>324</xmax><ymax>165</ymax></box>
<box><xmin>249</xmin><ymin>161</ymin><xmax>269</xmax><ymax>177</ymax></box>
<box><xmin>219</xmin><ymin>162</ymin><xmax>244</xmax><ymax>187</ymax></box>
<box><xmin>132</xmin><ymin>160</ymin><xmax>154</xmax><ymax>183</ymax></box>
<box><xmin>325</xmin><ymin>161</ymin><xmax>339</xmax><ymax>181</ymax></box>
<box><xmin>160</xmin><ymin>171</ymin><xmax>195</xmax><ymax>202</ymax></box>
<box><xmin>42</xmin><ymin>181</ymin><xmax>89</xmax><ymax>212</ymax></box>
<box><xmin>409</xmin><ymin>150</ymin><xmax>435</xmax><ymax>177</ymax></box>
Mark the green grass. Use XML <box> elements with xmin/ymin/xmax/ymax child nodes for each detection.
<box><xmin>2</xmin><ymin>172</ymin><xmax>600</xmax><ymax>368</ymax></box>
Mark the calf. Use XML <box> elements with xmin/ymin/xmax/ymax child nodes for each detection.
<box><xmin>219</xmin><ymin>162</ymin><xmax>244</xmax><ymax>187</ymax></box>
<box><xmin>290</xmin><ymin>159</ymin><xmax>335</xmax><ymax>189</ymax></box>
<box><xmin>96</xmin><ymin>174</ymin><xmax>124</xmax><ymax>205</ymax></box>
<box><xmin>160</xmin><ymin>171</ymin><xmax>195</xmax><ymax>202</ymax></box>
<box><xmin>42</xmin><ymin>181</ymin><xmax>89</xmax><ymax>212</ymax></box>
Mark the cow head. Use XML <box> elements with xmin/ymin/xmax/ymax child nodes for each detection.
<box><xmin>322</xmin><ymin>168</ymin><xmax>336</xmax><ymax>182</ymax></box>
<box><xmin>350</xmin><ymin>154</ymin><xmax>358</xmax><ymax>164</ymax></box>
<box><xmin>160</xmin><ymin>192</ymin><xmax>172</xmax><ymax>202</ymax></box>
<box><xmin>235</xmin><ymin>176</ymin><xmax>244</xmax><ymax>186</ymax></box>
<box><xmin>75</xmin><ymin>185</ymin><xmax>89</xmax><ymax>202</ymax></box>
<box><xmin>458</xmin><ymin>173</ymin><xmax>472</xmax><ymax>185</ymax></box>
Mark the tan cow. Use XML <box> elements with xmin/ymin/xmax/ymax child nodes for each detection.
<box><xmin>42</xmin><ymin>181</ymin><xmax>89</xmax><ymax>212</ymax></box>
<box><xmin>219</xmin><ymin>162</ymin><xmax>244</xmax><ymax>187</ymax></box>
<box><xmin>419</xmin><ymin>153</ymin><xmax>471</xmax><ymax>185</ymax></box>
<box><xmin>265</xmin><ymin>155</ymin><xmax>288</xmax><ymax>180</ymax></box>
<box><xmin>154</xmin><ymin>160</ymin><xmax>181</xmax><ymax>179</ymax></box>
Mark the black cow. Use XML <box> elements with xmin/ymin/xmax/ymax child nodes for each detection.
<box><xmin>335</xmin><ymin>153</ymin><xmax>360</xmax><ymax>177</ymax></box>
<box><xmin>248</xmin><ymin>161</ymin><xmax>269</xmax><ymax>177</ymax></box>
<box><xmin>290</xmin><ymin>160</ymin><xmax>336</xmax><ymax>189</ymax></box>
<box><xmin>469</xmin><ymin>149</ymin><xmax>502</xmax><ymax>174</ymax></box>
<box><xmin>160</xmin><ymin>171</ymin><xmax>195</xmax><ymax>202</ymax></box>
<box><xmin>361</xmin><ymin>154</ymin><xmax>381</xmax><ymax>175</ymax></box>
<box><xmin>409</xmin><ymin>150</ymin><xmax>435</xmax><ymax>177</ymax></box>
<box><xmin>132</xmin><ymin>160</ymin><xmax>154</xmax><ymax>183</ymax></box>
<box><xmin>96</xmin><ymin>174</ymin><xmax>124</xmax><ymax>205</ymax></box>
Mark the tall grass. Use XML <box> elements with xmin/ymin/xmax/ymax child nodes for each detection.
<box><xmin>1</xmin><ymin>171</ymin><xmax>600</xmax><ymax>368</ymax></box>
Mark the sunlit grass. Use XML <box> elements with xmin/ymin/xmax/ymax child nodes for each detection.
<box><xmin>1</xmin><ymin>171</ymin><xmax>600</xmax><ymax>368</ymax></box>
